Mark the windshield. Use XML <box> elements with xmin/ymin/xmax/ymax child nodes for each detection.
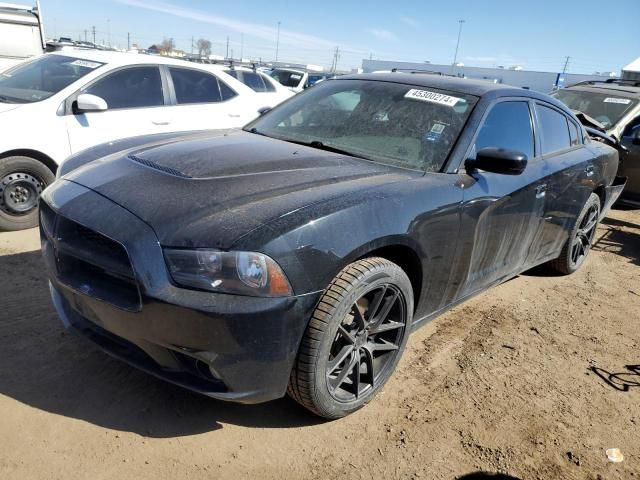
<box><xmin>270</xmin><ymin>69</ymin><xmax>304</xmax><ymax>88</ymax></box>
<box><xmin>246</xmin><ymin>79</ymin><xmax>478</xmax><ymax>172</ymax></box>
<box><xmin>552</xmin><ymin>88</ymin><xmax>638</xmax><ymax>130</ymax></box>
<box><xmin>0</xmin><ymin>54</ymin><xmax>105</xmax><ymax>103</ymax></box>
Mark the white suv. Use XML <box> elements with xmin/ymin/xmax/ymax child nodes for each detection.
<box><xmin>0</xmin><ymin>50</ymin><xmax>286</xmax><ymax>231</ymax></box>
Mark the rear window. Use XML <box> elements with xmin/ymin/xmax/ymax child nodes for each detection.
<box><xmin>270</xmin><ymin>69</ymin><xmax>303</xmax><ymax>88</ymax></box>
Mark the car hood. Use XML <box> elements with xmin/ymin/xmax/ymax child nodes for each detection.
<box><xmin>0</xmin><ymin>103</ymin><xmax>21</xmax><ymax>114</ymax></box>
<box><xmin>63</xmin><ymin>130</ymin><xmax>417</xmax><ymax>248</ymax></box>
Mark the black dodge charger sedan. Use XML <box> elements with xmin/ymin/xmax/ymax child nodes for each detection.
<box><xmin>40</xmin><ymin>73</ymin><xmax>625</xmax><ymax>418</ymax></box>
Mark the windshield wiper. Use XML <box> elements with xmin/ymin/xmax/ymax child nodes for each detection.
<box><xmin>0</xmin><ymin>95</ymin><xmax>14</xmax><ymax>103</ymax></box>
<box><xmin>283</xmin><ymin>139</ymin><xmax>370</xmax><ymax>160</ymax></box>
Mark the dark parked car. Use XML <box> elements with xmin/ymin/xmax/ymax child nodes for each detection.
<box><xmin>552</xmin><ymin>79</ymin><xmax>640</xmax><ymax>206</ymax></box>
<box><xmin>41</xmin><ymin>74</ymin><xmax>625</xmax><ymax>418</ymax></box>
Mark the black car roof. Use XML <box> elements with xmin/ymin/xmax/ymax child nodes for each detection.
<box><xmin>335</xmin><ymin>72</ymin><xmax>573</xmax><ymax>114</ymax></box>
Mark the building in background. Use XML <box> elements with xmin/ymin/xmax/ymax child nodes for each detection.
<box><xmin>622</xmin><ymin>58</ymin><xmax>640</xmax><ymax>81</ymax></box>
<box><xmin>361</xmin><ymin>59</ymin><xmax>620</xmax><ymax>93</ymax></box>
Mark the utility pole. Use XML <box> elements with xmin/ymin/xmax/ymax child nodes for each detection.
<box><xmin>226</xmin><ymin>36</ymin><xmax>229</xmax><ymax>59</ymax></box>
<box><xmin>83</xmin><ymin>29</ymin><xmax>88</xmax><ymax>42</ymax></box>
<box><xmin>91</xmin><ymin>25</ymin><xmax>96</xmax><ymax>44</ymax></box>
<box><xmin>127</xmin><ymin>32</ymin><xmax>131</xmax><ymax>50</ymax></box>
<box><xmin>331</xmin><ymin>46</ymin><xmax>340</xmax><ymax>72</ymax></box>
<box><xmin>107</xmin><ymin>18</ymin><xmax>111</xmax><ymax>47</ymax></box>
<box><xmin>562</xmin><ymin>56</ymin><xmax>570</xmax><ymax>74</ymax></box>
<box><xmin>275</xmin><ymin>21</ymin><xmax>281</xmax><ymax>62</ymax></box>
<box><xmin>191</xmin><ymin>36</ymin><xmax>194</xmax><ymax>55</ymax></box>
<box><xmin>240</xmin><ymin>33</ymin><xmax>244</xmax><ymax>60</ymax></box>
<box><xmin>451</xmin><ymin>19</ymin><xmax>465</xmax><ymax>73</ymax></box>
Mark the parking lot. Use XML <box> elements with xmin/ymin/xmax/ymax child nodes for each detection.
<box><xmin>1</xmin><ymin>205</ymin><xmax>638</xmax><ymax>480</ymax></box>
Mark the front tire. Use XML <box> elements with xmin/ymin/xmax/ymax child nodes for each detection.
<box><xmin>548</xmin><ymin>192</ymin><xmax>601</xmax><ymax>275</ymax></box>
<box><xmin>288</xmin><ymin>257</ymin><xmax>413</xmax><ymax>419</ymax></box>
<box><xmin>0</xmin><ymin>156</ymin><xmax>54</xmax><ymax>231</ymax></box>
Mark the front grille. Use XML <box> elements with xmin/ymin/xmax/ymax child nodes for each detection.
<box><xmin>40</xmin><ymin>204</ymin><xmax>141</xmax><ymax>311</ymax></box>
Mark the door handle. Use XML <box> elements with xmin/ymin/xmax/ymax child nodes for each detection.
<box><xmin>228</xmin><ymin>113</ymin><xmax>241</xmax><ymax>118</ymax></box>
<box><xmin>535</xmin><ymin>184</ymin><xmax>547</xmax><ymax>199</ymax></box>
<box><xmin>585</xmin><ymin>165</ymin><xmax>595</xmax><ymax>177</ymax></box>
<box><xmin>152</xmin><ymin>120</ymin><xmax>170</xmax><ymax>126</ymax></box>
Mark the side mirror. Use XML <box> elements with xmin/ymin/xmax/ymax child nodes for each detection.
<box><xmin>466</xmin><ymin>147</ymin><xmax>528</xmax><ymax>175</ymax></box>
<box><xmin>257</xmin><ymin>106</ymin><xmax>272</xmax><ymax>116</ymax></box>
<box><xmin>75</xmin><ymin>93</ymin><xmax>108</xmax><ymax>113</ymax></box>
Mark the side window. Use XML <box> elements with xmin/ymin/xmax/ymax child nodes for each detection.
<box><xmin>219</xmin><ymin>79</ymin><xmax>237</xmax><ymax>101</ymax></box>
<box><xmin>260</xmin><ymin>74</ymin><xmax>276</xmax><ymax>92</ymax></box>
<box><xmin>241</xmin><ymin>71</ymin><xmax>267</xmax><ymax>92</ymax></box>
<box><xmin>170</xmin><ymin>67</ymin><xmax>221</xmax><ymax>104</ymax></box>
<box><xmin>85</xmin><ymin>66</ymin><xmax>163</xmax><ymax>109</ymax></box>
<box><xmin>474</xmin><ymin>101</ymin><xmax>534</xmax><ymax>159</ymax></box>
<box><xmin>537</xmin><ymin>104</ymin><xmax>571</xmax><ymax>154</ymax></box>
<box><xmin>568</xmin><ymin>120</ymin><xmax>580</xmax><ymax>146</ymax></box>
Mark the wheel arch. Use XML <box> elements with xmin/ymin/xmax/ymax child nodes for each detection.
<box><xmin>593</xmin><ymin>184</ymin><xmax>606</xmax><ymax>209</ymax></box>
<box><xmin>338</xmin><ymin>236</ymin><xmax>425</xmax><ymax>314</ymax></box>
<box><xmin>0</xmin><ymin>149</ymin><xmax>58</xmax><ymax>175</ymax></box>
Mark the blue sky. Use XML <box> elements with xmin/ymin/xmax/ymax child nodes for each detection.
<box><xmin>43</xmin><ymin>0</ymin><xmax>638</xmax><ymax>73</ymax></box>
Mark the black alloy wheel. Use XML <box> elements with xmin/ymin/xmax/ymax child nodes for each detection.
<box><xmin>569</xmin><ymin>201</ymin><xmax>599</xmax><ymax>269</ymax></box>
<box><xmin>548</xmin><ymin>192</ymin><xmax>601</xmax><ymax>275</ymax></box>
<box><xmin>326</xmin><ymin>284</ymin><xmax>406</xmax><ymax>402</ymax></box>
<box><xmin>288</xmin><ymin>257</ymin><xmax>413</xmax><ymax>419</ymax></box>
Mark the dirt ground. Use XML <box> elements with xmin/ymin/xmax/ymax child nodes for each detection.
<box><xmin>0</xmin><ymin>207</ymin><xmax>638</xmax><ymax>480</ymax></box>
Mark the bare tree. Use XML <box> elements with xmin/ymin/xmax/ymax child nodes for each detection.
<box><xmin>196</xmin><ymin>38</ymin><xmax>212</xmax><ymax>57</ymax></box>
<box><xmin>159</xmin><ymin>37</ymin><xmax>175</xmax><ymax>55</ymax></box>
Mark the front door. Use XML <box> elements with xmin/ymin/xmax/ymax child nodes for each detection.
<box><xmin>454</xmin><ymin>100</ymin><xmax>547</xmax><ymax>299</ymax></box>
<box><xmin>66</xmin><ymin>65</ymin><xmax>174</xmax><ymax>154</ymax></box>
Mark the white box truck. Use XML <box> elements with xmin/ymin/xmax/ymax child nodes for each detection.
<box><xmin>0</xmin><ymin>2</ymin><xmax>45</xmax><ymax>72</ymax></box>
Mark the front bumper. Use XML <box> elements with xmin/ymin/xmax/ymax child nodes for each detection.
<box><xmin>41</xmin><ymin>180</ymin><xmax>321</xmax><ymax>404</ymax></box>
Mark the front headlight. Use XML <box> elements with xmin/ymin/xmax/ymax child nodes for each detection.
<box><xmin>164</xmin><ymin>249</ymin><xmax>293</xmax><ymax>297</ymax></box>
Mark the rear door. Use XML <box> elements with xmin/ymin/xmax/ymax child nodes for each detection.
<box><xmin>165</xmin><ymin>66</ymin><xmax>258</xmax><ymax>131</ymax></box>
<box><xmin>533</xmin><ymin>102</ymin><xmax>596</xmax><ymax>260</ymax></box>
<box><xmin>456</xmin><ymin>99</ymin><xmax>547</xmax><ymax>298</ymax></box>
<box><xmin>66</xmin><ymin>65</ymin><xmax>174</xmax><ymax>154</ymax></box>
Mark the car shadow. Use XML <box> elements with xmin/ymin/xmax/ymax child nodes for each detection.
<box><xmin>456</xmin><ymin>473</ymin><xmax>521</xmax><ymax>480</ymax></box>
<box><xmin>590</xmin><ymin>365</ymin><xmax>640</xmax><ymax>392</ymax></box>
<box><xmin>593</xmin><ymin>217</ymin><xmax>640</xmax><ymax>267</ymax></box>
<box><xmin>0</xmin><ymin>250</ymin><xmax>323</xmax><ymax>438</ymax></box>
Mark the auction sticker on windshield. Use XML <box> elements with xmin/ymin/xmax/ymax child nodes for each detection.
<box><xmin>405</xmin><ymin>89</ymin><xmax>461</xmax><ymax>107</ymax></box>
<box><xmin>603</xmin><ymin>97</ymin><xmax>632</xmax><ymax>105</ymax></box>
<box><xmin>69</xmin><ymin>60</ymin><xmax>102</xmax><ymax>69</ymax></box>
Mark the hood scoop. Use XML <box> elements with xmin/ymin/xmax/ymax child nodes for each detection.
<box><xmin>128</xmin><ymin>154</ymin><xmax>192</xmax><ymax>179</ymax></box>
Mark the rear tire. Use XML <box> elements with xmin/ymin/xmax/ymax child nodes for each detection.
<box><xmin>288</xmin><ymin>257</ymin><xmax>413</xmax><ymax>419</ymax></box>
<box><xmin>548</xmin><ymin>192</ymin><xmax>601</xmax><ymax>275</ymax></box>
<box><xmin>0</xmin><ymin>156</ymin><xmax>54</xmax><ymax>231</ymax></box>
